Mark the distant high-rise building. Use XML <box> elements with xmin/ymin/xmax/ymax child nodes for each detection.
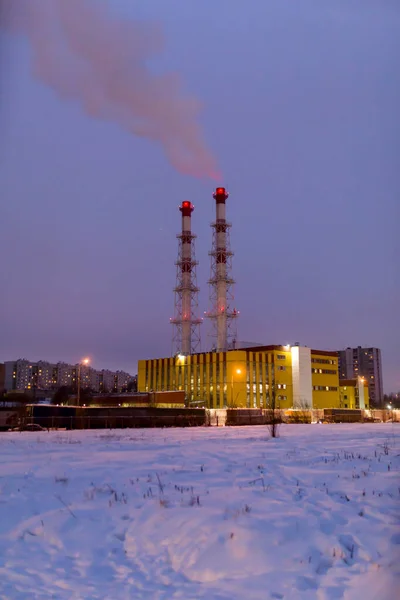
<box><xmin>0</xmin><ymin>363</ymin><xmax>5</xmax><ymax>394</ymax></box>
<box><xmin>338</xmin><ymin>347</ymin><xmax>383</xmax><ymax>406</ymax></box>
<box><xmin>3</xmin><ymin>359</ymin><xmax>134</xmax><ymax>395</ymax></box>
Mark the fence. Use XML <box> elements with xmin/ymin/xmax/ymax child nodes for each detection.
<box><xmin>3</xmin><ymin>407</ymin><xmax>399</xmax><ymax>431</ymax></box>
<box><xmin>19</xmin><ymin>412</ymin><xmax>206</xmax><ymax>430</ymax></box>
<box><xmin>221</xmin><ymin>408</ymin><xmax>400</xmax><ymax>427</ymax></box>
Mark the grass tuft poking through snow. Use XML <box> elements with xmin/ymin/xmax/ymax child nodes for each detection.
<box><xmin>0</xmin><ymin>424</ymin><xmax>399</xmax><ymax>599</ymax></box>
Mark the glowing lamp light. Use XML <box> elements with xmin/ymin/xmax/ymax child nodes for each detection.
<box><xmin>216</xmin><ymin>187</ymin><xmax>226</xmax><ymax>195</ymax></box>
<box><xmin>82</xmin><ymin>358</ymin><xmax>90</xmax><ymax>365</ymax></box>
<box><xmin>236</xmin><ymin>369</ymin><xmax>242</xmax><ymax>375</ymax></box>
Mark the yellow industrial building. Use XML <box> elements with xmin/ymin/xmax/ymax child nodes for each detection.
<box><xmin>339</xmin><ymin>378</ymin><xmax>369</xmax><ymax>410</ymax></box>
<box><xmin>138</xmin><ymin>344</ymin><xmax>368</xmax><ymax>410</ymax></box>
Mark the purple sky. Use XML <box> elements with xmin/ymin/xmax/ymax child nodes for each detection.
<box><xmin>0</xmin><ymin>0</ymin><xmax>399</xmax><ymax>390</ymax></box>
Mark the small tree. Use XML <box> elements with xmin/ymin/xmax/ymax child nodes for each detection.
<box><xmin>80</xmin><ymin>387</ymin><xmax>94</xmax><ymax>405</ymax></box>
<box><xmin>127</xmin><ymin>378</ymin><xmax>137</xmax><ymax>393</ymax></box>
<box><xmin>5</xmin><ymin>392</ymin><xmax>32</xmax><ymax>405</ymax></box>
<box><xmin>291</xmin><ymin>398</ymin><xmax>312</xmax><ymax>423</ymax></box>
<box><xmin>52</xmin><ymin>386</ymin><xmax>73</xmax><ymax>405</ymax></box>
<box><xmin>267</xmin><ymin>387</ymin><xmax>281</xmax><ymax>438</ymax></box>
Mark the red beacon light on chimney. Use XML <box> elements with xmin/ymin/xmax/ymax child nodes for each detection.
<box><xmin>213</xmin><ymin>187</ymin><xmax>229</xmax><ymax>201</ymax></box>
<box><xmin>179</xmin><ymin>200</ymin><xmax>194</xmax><ymax>213</ymax></box>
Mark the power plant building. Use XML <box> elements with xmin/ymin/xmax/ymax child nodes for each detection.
<box><xmin>137</xmin><ymin>345</ymin><xmax>367</xmax><ymax>410</ymax></box>
<box><xmin>339</xmin><ymin>378</ymin><xmax>370</xmax><ymax>410</ymax></box>
<box><xmin>137</xmin><ymin>186</ymin><xmax>373</xmax><ymax>412</ymax></box>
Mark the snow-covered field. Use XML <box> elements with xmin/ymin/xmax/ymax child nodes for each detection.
<box><xmin>0</xmin><ymin>424</ymin><xmax>399</xmax><ymax>600</ymax></box>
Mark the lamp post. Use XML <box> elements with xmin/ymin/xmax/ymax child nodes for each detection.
<box><xmin>77</xmin><ymin>358</ymin><xmax>90</xmax><ymax>406</ymax></box>
<box><xmin>230</xmin><ymin>368</ymin><xmax>242</xmax><ymax>407</ymax></box>
<box><xmin>176</xmin><ymin>354</ymin><xmax>187</xmax><ymax>404</ymax></box>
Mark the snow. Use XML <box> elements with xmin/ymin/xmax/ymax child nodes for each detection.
<box><xmin>0</xmin><ymin>424</ymin><xmax>399</xmax><ymax>599</ymax></box>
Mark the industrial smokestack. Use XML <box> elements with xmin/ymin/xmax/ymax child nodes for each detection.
<box><xmin>171</xmin><ymin>201</ymin><xmax>202</xmax><ymax>356</ymax></box>
<box><xmin>1</xmin><ymin>0</ymin><xmax>218</xmax><ymax>178</ymax></box>
<box><xmin>206</xmin><ymin>187</ymin><xmax>238</xmax><ymax>352</ymax></box>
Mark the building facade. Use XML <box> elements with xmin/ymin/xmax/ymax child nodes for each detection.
<box><xmin>4</xmin><ymin>359</ymin><xmax>134</xmax><ymax>394</ymax></box>
<box><xmin>138</xmin><ymin>345</ymin><xmax>342</xmax><ymax>410</ymax></box>
<box><xmin>339</xmin><ymin>379</ymin><xmax>370</xmax><ymax>410</ymax></box>
<box><xmin>338</xmin><ymin>347</ymin><xmax>383</xmax><ymax>406</ymax></box>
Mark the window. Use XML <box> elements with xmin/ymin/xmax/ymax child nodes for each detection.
<box><xmin>276</xmin><ymin>354</ymin><xmax>285</xmax><ymax>360</ymax></box>
<box><xmin>311</xmin><ymin>358</ymin><xmax>336</xmax><ymax>365</ymax></box>
<box><xmin>277</xmin><ymin>366</ymin><xmax>286</xmax><ymax>371</ymax></box>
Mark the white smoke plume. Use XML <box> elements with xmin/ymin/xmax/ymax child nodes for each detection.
<box><xmin>1</xmin><ymin>0</ymin><xmax>219</xmax><ymax>178</ymax></box>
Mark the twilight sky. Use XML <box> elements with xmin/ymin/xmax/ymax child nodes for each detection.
<box><xmin>0</xmin><ymin>0</ymin><xmax>399</xmax><ymax>391</ymax></box>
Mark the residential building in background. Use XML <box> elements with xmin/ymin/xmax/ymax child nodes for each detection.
<box><xmin>338</xmin><ymin>347</ymin><xmax>383</xmax><ymax>406</ymax></box>
<box><xmin>3</xmin><ymin>359</ymin><xmax>135</xmax><ymax>394</ymax></box>
<box><xmin>0</xmin><ymin>363</ymin><xmax>5</xmax><ymax>394</ymax></box>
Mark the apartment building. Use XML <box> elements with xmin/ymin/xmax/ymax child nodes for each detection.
<box><xmin>0</xmin><ymin>363</ymin><xmax>5</xmax><ymax>394</ymax></box>
<box><xmin>4</xmin><ymin>359</ymin><xmax>134</xmax><ymax>394</ymax></box>
<box><xmin>338</xmin><ymin>347</ymin><xmax>383</xmax><ymax>406</ymax></box>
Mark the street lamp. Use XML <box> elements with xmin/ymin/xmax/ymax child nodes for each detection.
<box><xmin>230</xmin><ymin>368</ymin><xmax>242</xmax><ymax>406</ymax></box>
<box><xmin>77</xmin><ymin>357</ymin><xmax>90</xmax><ymax>406</ymax></box>
<box><xmin>175</xmin><ymin>354</ymin><xmax>187</xmax><ymax>403</ymax></box>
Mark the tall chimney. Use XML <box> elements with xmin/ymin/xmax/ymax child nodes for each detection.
<box><xmin>171</xmin><ymin>201</ymin><xmax>202</xmax><ymax>355</ymax></box>
<box><xmin>206</xmin><ymin>187</ymin><xmax>238</xmax><ymax>351</ymax></box>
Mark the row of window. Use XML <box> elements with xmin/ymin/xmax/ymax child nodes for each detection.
<box><xmin>311</xmin><ymin>358</ymin><xmax>336</xmax><ymax>365</ymax></box>
<box><xmin>313</xmin><ymin>386</ymin><xmax>338</xmax><ymax>392</ymax></box>
<box><xmin>312</xmin><ymin>368</ymin><xmax>337</xmax><ymax>375</ymax></box>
